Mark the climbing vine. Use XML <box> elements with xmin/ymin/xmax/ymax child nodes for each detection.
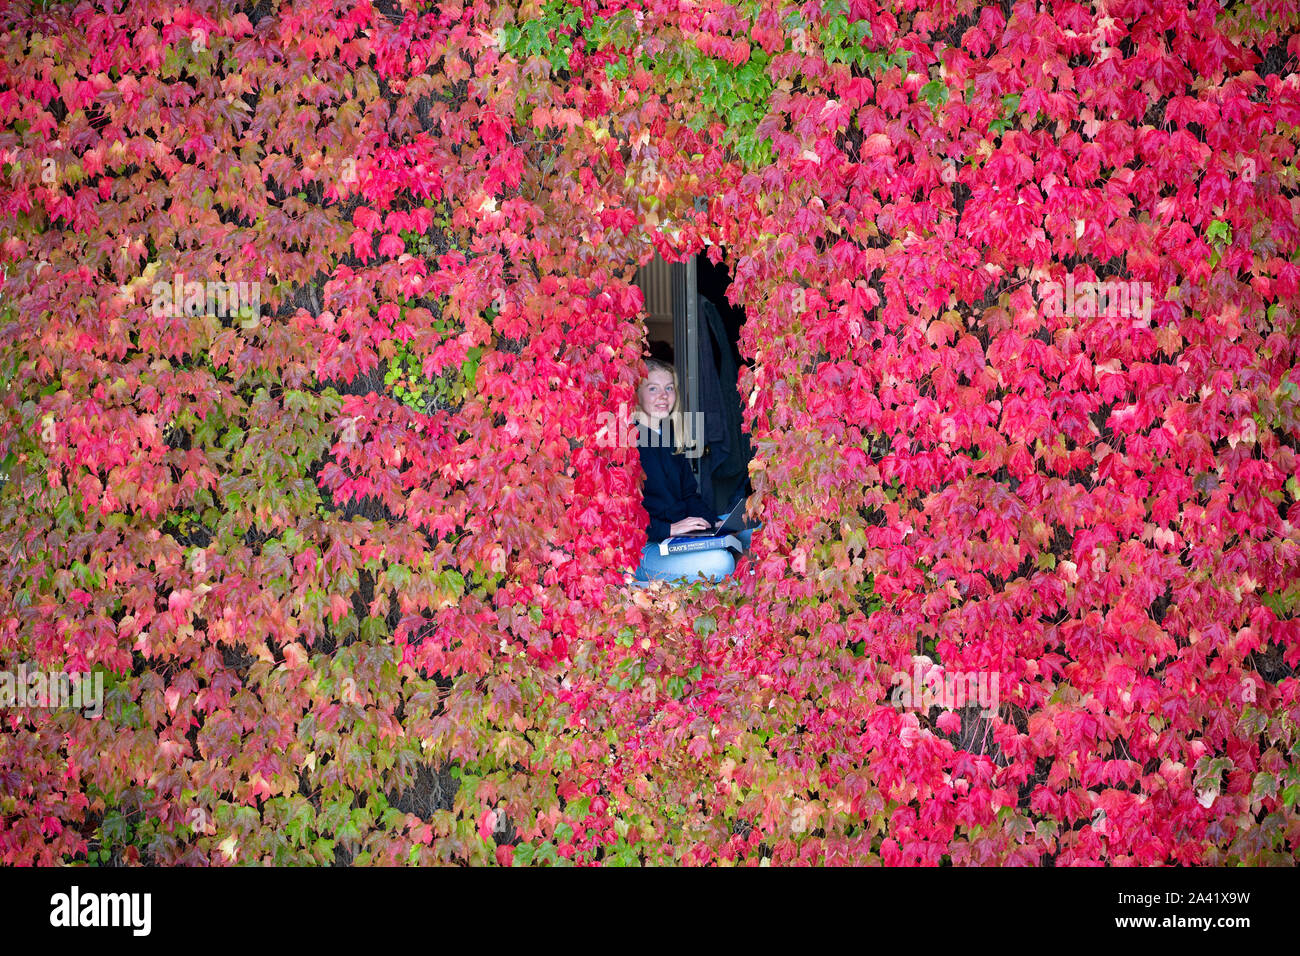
<box><xmin>1</xmin><ymin>0</ymin><xmax>1298</xmax><ymax>866</ymax></box>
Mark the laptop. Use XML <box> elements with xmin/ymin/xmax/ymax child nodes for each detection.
<box><xmin>674</xmin><ymin>497</ymin><xmax>751</xmax><ymax>537</ymax></box>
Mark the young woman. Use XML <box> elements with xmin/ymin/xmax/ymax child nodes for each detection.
<box><xmin>632</xmin><ymin>358</ymin><xmax>742</xmax><ymax>583</ymax></box>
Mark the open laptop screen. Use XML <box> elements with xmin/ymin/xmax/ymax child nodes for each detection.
<box><xmin>673</xmin><ymin>497</ymin><xmax>748</xmax><ymax>537</ymax></box>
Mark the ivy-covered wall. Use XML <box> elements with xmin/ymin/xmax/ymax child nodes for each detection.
<box><xmin>1</xmin><ymin>0</ymin><xmax>1299</xmax><ymax>865</ymax></box>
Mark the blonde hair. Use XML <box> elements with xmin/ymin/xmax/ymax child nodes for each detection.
<box><xmin>635</xmin><ymin>357</ymin><xmax>686</xmax><ymax>454</ymax></box>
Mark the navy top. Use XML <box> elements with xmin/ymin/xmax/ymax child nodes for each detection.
<box><xmin>637</xmin><ymin>421</ymin><xmax>714</xmax><ymax>541</ymax></box>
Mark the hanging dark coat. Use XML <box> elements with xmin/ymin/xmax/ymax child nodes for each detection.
<box><xmin>697</xmin><ymin>294</ymin><xmax>753</xmax><ymax>513</ymax></box>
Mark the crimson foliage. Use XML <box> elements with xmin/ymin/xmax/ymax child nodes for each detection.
<box><xmin>1</xmin><ymin>0</ymin><xmax>1299</xmax><ymax>865</ymax></box>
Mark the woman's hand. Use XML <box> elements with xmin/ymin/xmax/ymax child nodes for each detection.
<box><xmin>669</xmin><ymin>517</ymin><xmax>711</xmax><ymax>535</ymax></box>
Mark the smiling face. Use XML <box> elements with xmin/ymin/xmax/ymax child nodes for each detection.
<box><xmin>636</xmin><ymin>367</ymin><xmax>676</xmax><ymax>424</ymax></box>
